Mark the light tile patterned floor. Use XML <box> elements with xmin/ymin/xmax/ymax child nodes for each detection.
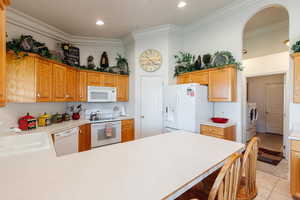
<box><xmin>254</xmin><ymin>160</ymin><xmax>292</xmax><ymax>200</ymax></box>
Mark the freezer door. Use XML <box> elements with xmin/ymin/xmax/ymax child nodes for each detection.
<box><xmin>164</xmin><ymin>86</ymin><xmax>179</xmax><ymax>129</ymax></box>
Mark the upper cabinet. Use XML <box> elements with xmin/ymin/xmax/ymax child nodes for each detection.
<box><xmin>177</xmin><ymin>65</ymin><xmax>237</xmax><ymax>102</ymax></box>
<box><xmin>117</xmin><ymin>75</ymin><xmax>129</xmax><ymax>102</ymax></box>
<box><xmin>77</xmin><ymin>71</ymin><xmax>87</xmax><ymax>102</ymax></box>
<box><xmin>52</xmin><ymin>64</ymin><xmax>67</xmax><ymax>102</ymax></box>
<box><xmin>0</xmin><ymin>0</ymin><xmax>10</xmax><ymax>106</ymax></box>
<box><xmin>208</xmin><ymin>66</ymin><xmax>237</xmax><ymax>102</ymax></box>
<box><xmin>292</xmin><ymin>53</ymin><xmax>300</xmax><ymax>103</ymax></box>
<box><xmin>36</xmin><ymin>58</ymin><xmax>53</xmax><ymax>102</ymax></box>
<box><xmin>6</xmin><ymin>53</ymin><xmax>130</xmax><ymax>103</ymax></box>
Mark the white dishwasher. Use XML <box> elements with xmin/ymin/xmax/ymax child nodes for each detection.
<box><xmin>53</xmin><ymin>127</ymin><xmax>79</xmax><ymax>157</ymax></box>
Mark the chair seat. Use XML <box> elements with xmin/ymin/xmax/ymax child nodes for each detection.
<box><xmin>175</xmin><ymin>189</ymin><xmax>208</xmax><ymax>200</ymax></box>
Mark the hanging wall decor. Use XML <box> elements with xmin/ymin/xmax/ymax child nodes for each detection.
<box><xmin>100</xmin><ymin>51</ymin><xmax>109</xmax><ymax>69</ymax></box>
<box><xmin>61</xmin><ymin>43</ymin><xmax>80</xmax><ymax>67</ymax></box>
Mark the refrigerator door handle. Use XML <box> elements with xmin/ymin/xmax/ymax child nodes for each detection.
<box><xmin>165</xmin><ymin>106</ymin><xmax>168</xmax><ymax>113</ymax></box>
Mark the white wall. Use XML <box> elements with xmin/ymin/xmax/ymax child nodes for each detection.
<box><xmin>243</xmin><ymin>52</ymin><xmax>289</xmax><ymax>76</ymax></box>
<box><xmin>182</xmin><ymin>0</ymin><xmax>300</xmax><ymax>144</ymax></box>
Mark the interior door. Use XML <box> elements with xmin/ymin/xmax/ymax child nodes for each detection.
<box><xmin>265</xmin><ymin>82</ymin><xmax>284</xmax><ymax>134</ymax></box>
<box><xmin>140</xmin><ymin>76</ymin><xmax>163</xmax><ymax>138</ymax></box>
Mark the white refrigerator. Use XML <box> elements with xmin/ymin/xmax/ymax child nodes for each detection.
<box><xmin>163</xmin><ymin>84</ymin><xmax>213</xmax><ymax>133</ymax></box>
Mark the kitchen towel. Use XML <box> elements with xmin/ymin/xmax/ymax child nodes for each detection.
<box><xmin>105</xmin><ymin>123</ymin><xmax>113</xmax><ymax>137</ymax></box>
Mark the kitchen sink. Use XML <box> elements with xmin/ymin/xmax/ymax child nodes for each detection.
<box><xmin>0</xmin><ymin>132</ymin><xmax>51</xmax><ymax>157</ymax></box>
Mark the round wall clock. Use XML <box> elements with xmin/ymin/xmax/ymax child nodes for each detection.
<box><xmin>139</xmin><ymin>49</ymin><xmax>162</xmax><ymax>72</ymax></box>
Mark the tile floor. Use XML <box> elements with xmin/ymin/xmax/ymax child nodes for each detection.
<box><xmin>255</xmin><ymin>160</ymin><xmax>292</xmax><ymax>200</ymax></box>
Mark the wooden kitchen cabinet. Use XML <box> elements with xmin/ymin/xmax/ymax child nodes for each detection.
<box><xmin>36</xmin><ymin>58</ymin><xmax>53</xmax><ymax>102</ymax></box>
<box><xmin>292</xmin><ymin>53</ymin><xmax>300</xmax><ymax>103</ymax></box>
<box><xmin>291</xmin><ymin>140</ymin><xmax>300</xmax><ymax>198</ymax></box>
<box><xmin>117</xmin><ymin>75</ymin><xmax>129</xmax><ymax>102</ymax></box>
<box><xmin>177</xmin><ymin>73</ymin><xmax>191</xmax><ymax>84</ymax></box>
<box><xmin>121</xmin><ymin>119</ymin><xmax>134</xmax><ymax>143</ymax></box>
<box><xmin>200</xmin><ymin>124</ymin><xmax>236</xmax><ymax>141</ymax></box>
<box><xmin>191</xmin><ymin>71</ymin><xmax>209</xmax><ymax>85</ymax></box>
<box><xmin>0</xmin><ymin>3</ymin><xmax>9</xmax><ymax>106</ymax></box>
<box><xmin>87</xmin><ymin>71</ymin><xmax>103</xmax><ymax>86</ymax></box>
<box><xmin>52</xmin><ymin>64</ymin><xmax>67</xmax><ymax>102</ymax></box>
<box><xmin>78</xmin><ymin>124</ymin><xmax>91</xmax><ymax>152</ymax></box>
<box><xmin>77</xmin><ymin>71</ymin><xmax>87</xmax><ymax>102</ymax></box>
<box><xmin>66</xmin><ymin>67</ymin><xmax>77</xmax><ymax>102</ymax></box>
<box><xmin>208</xmin><ymin>66</ymin><xmax>237</xmax><ymax>102</ymax></box>
<box><xmin>103</xmin><ymin>73</ymin><xmax>116</xmax><ymax>87</ymax></box>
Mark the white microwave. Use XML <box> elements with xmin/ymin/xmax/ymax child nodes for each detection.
<box><xmin>87</xmin><ymin>86</ymin><xmax>117</xmax><ymax>102</ymax></box>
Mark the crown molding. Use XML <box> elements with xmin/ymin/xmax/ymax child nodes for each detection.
<box><xmin>183</xmin><ymin>0</ymin><xmax>261</xmax><ymax>33</ymax></box>
<box><xmin>6</xmin><ymin>7</ymin><xmax>123</xmax><ymax>47</ymax></box>
<box><xmin>132</xmin><ymin>24</ymin><xmax>181</xmax><ymax>39</ymax></box>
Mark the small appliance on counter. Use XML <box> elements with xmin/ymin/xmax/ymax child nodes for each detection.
<box><xmin>38</xmin><ymin>112</ymin><xmax>51</xmax><ymax>127</ymax></box>
<box><xmin>19</xmin><ymin>113</ymin><xmax>37</xmax><ymax>131</ymax></box>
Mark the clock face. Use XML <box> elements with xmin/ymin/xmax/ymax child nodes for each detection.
<box><xmin>139</xmin><ymin>49</ymin><xmax>162</xmax><ymax>72</ymax></box>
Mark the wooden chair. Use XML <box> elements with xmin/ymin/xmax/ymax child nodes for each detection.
<box><xmin>237</xmin><ymin>137</ymin><xmax>259</xmax><ymax>200</ymax></box>
<box><xmin>176</xmin><ymin>153</ymin><xmax>242</xmax><ymax>200</ymax></box>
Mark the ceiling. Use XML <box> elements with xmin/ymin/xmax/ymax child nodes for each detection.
<box><xmin>243</xmin><ymin>7</ymin><xmax>289</xmax><ymax>59</ymax></box>
<box><xmin>10</xmin><ymin>0</ymin><xmax>237</xmax><ymax>39</ymax></box>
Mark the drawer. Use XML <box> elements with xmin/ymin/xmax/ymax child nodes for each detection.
<box><xmin>291</xmin><ymin>140</ymin><xmax>300</xmax><ymax>152</ymax></box>
<box><xmin>122</xmin><ymin>119</ymin><xmax>133</xmax><ymax>126</ymax></box>
<box><xmin>201</xmin><ymin>125</ymin><xmax>224</xmax><ymax>136</ymax></box>
<box><xmin>202</xmin><ymin>132</ymin><xmax>225</xmax><ymax>139</ymax></box>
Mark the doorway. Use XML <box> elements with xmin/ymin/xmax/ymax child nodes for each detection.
<box><xmin>247</xmin><ymin>74</ymin><xmax>284</xmax><ymax>154</ymax></box>
<box><xmin>140</xmin><ymin>76</ymin><xmax>164</xmax><ymax>138</ymax></box>
<box><xmin>242</xmin><ymin>6</ymin><xmax>289</xmax><ymax>162</ymax></box>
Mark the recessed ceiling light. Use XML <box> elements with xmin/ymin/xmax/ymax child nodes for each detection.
<box><xmin>96</xmin><ymin>20</ymin><xmax>104</xmax><ymax>26</ymax></box>
<box><xmin>177</xmin><ymin>1</ymin><xmax>187</xmax><ymax>8</ymax></box>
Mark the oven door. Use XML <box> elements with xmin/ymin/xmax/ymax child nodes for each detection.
<box><xmin>91</xmin><ymin>121</ymin><xmax>121</xmax><ymax>148</ymax></box>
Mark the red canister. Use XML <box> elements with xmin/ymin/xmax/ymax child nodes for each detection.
<box><xmin>19</xmin><ymin>113</ymin><xmax>37</xmax><ymax>131</ymax></box>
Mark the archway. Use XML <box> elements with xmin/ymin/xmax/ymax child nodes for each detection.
<box><xmin>242</xmin><ymin>6</ymin><xmax>289</xmax><ymax>160</ymax></box>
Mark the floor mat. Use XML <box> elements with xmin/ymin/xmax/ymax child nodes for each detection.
<box><xmin>258</xmin><ymin>148</ymin><xmax>283</xmax><ymax>166</ymax></box>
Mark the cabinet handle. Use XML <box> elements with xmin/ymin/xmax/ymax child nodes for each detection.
<box><xmin>65</xmin><ymin>94</ymin><xmax>69</xmax><ymax>98</ymax></box>
<box><xmin>37</xmin><ymin>93</ymin><xmax>40</xmax><ymax>97</ymax></box>
<box><xmin>296</xmin><ymin>152</ymin><xmax>300</xmax><ymax>158</ymax></box>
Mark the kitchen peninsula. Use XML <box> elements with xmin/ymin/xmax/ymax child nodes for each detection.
<box><xmin>0</xmin><ymin>131</ymin><xmax>244</xmax><ymax>200</ymax></box>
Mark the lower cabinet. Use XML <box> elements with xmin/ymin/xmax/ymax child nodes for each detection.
<box><xmin>78</xmin><ymin>124</ymin><xmax>91</xmax><ymax>152</ymax></box>
<box><xmin>200</xmin><ymin>125</ymin><xmax>236</xmax><ymax>141</ymax></box>
<box><xmin>291</xmin><ymin>140</ymin><xmax>300</xmax><ymax>198</ymax></box>
<box><xmin>121</xmin><ymin>119</ymin><xmax>135</xmax><ymax>143</ymax></box>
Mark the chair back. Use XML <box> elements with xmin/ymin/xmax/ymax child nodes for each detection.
<box><xmin>208</xmin><ymin>153</ymin><xmax>242</xmax><ymax>200</ymax></box>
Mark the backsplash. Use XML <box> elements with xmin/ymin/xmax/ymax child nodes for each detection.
<box><xmin>0</xmin><ymin>103</ymin><xmax>66</xmax><ymax>132</ymax></box>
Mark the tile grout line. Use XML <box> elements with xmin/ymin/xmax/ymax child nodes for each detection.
<box><xmin>266</xmin><ymin>178</ymin><xmax>280</xmax><ymax>200</ymax></box>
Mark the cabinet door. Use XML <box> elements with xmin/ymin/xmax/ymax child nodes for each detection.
<box><xmin>208</xmin><ymin>67</ymin><xmax>236</xmax><ymax>102</ymax></box>
<box><xmin>103</xmin><ymin>74</ymin><xmax>116</xmax><ymax>87</ymax></box>
<box><xmin>52</xmin><ymin>64</ymin><xmax>67</xmax><ymax>102</ymax></box>
<box><xmin>117</xmin><ymin>76</ymin><xmax>128</xmax><ymax>102</ymax></box>
<box><xmin>293</xmin><ymin>55</ymin><xmax>300</xmax><ymax>103</ymax></box>
<box><xmin>36</xmin><ymin>58</ymin><xmax>52</xmax><ymax>102</ymax></box>
<box><xmin>191</xmin><ymin>71</ymin><xmax>209</xmax><ymax>85</ymax></box>
<box><xmin>78</xmin><ymin>124</ymin><xmax>91</xmax><ymax>152</ymax></box>
<box><xmin>177</xmin><ymin>74</ymin><xmax>191</xmax><ymax>84</ymax></box>
<box><xmin>6</xmin><ymin>54</ymin><xmax>36</xmax><ymax>103</ymax></box>
<box><xmin>66</xmin><ymin>68</ymin><xmax>77</xmax><ymax>102</ymax></box>
<box><xmin>121</xmin><ymin>119</ymin><xmax>134</xmax><ymax>143</ymax></box>
<box><xmin>291</xmin><ymin>151</ymin><xmax>300</xmax><ymax>198</ymax></box>
<box><xmin>0</xmin><ymin>9</ymin><xmax>6</xmax><ymax>106</ymax></box>
<box><xmin>87</xmin><ymin>72</ymin><xmax>103</xmax><ymax>86</ymax></box>
<box><xmin>77</xmin><ymin>71</ymin><xmax>87</xmax><ymax>102</ymax></box>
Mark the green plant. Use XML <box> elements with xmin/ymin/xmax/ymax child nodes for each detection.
<box><xmin>174</xmin><ymin>51</ymin><xmax>196</xmax><ymax>76</ymax></box>
<box><xmin>212</xmin><ymin>51</ymin><xmax>243</xmax><ymax>71</ymax></box>
<box><xmin>115</xmin><ymin>54</ymin><xmax>129</xmax><ymax>75</ymax></box>
<box><xmin>292</xmin><ymin>41</ymin><xmax>300</xmax><ymax>53</ymax></box>
<box><xmin>202</xmin><ymin>54</ymin><xmax>212</xmax><ymax>68</ymax></box>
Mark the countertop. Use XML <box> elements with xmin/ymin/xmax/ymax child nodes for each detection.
<box><xmin>0</xmin><ymin>116</ymin><xmax>134</xmax><ymax>137</ymax></box>
<box><xmin>200</xmin><ymin>121</ymin><xmax>236</xmax><ymax>128</ymax></box>
<box><xmin>0</xmin><ymin>131</ymin><xmax>244</xmax><ymax>200</ymax></box>
<box><xmin>289</xmin><ymin>123</ymin><xmax>300</xmax><ymax>141</ymax></box>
